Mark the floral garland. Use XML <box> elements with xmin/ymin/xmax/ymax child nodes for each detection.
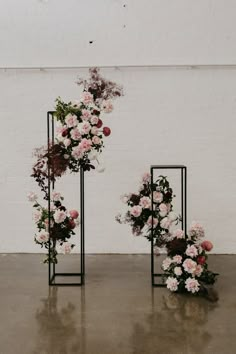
<box><xmin>163</xmin><ymin>223</ymin><xmax>218</xmax><ymax>296</ymax></box>
<box><xmin>29</xmin><ymin>68</ymin><xmax>123</xmax><ymax>263</ymax></box>
<box><xmin>116</xmin><ymin>172</ymin><xmax>181</xmax><ymax>248</ymax></box>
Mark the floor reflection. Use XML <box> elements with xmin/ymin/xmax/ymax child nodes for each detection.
<box><xmin>131</xmin><ymin>291</ymin><xmax>218</xmax><ymax>354</ymax></box>
<box><xmin>33</xmin><ymin>287</ymin><xmax>86</xmax><ymax>354</ymax></box>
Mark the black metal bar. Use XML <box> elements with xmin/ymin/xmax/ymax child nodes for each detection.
<box><xmin>150</xmin><ymin>165</ymin><xmax>187</xmax><ymax>287</ymax></box>
<box><xmin>47</xmin><ymin>111</ymin><xmax>85</xmax><ymax>286</ymax></box>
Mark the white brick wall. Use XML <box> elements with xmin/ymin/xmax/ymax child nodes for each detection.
<box><xmin>0</xmin><ymin>67</ymin><xmax>236</xmax><ymax>254</ymax></box>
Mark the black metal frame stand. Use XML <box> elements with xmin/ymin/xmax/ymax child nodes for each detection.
<box><xmin>150</xmin><ymin>165</ymin><xmax>187</xmax><ymax>287</ymax></box>
<box><xmin>47</xmin><ymin>111</ymin><xmax>85</xmax><ymax>286</ymax></box>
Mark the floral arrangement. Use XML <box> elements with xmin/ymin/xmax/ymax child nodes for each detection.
<box><xmin>29</xmin><ymin>68</ymin><xmax>123</xmax><ymax>263</ymax></box>
<box><xmin>163</xmin><ymin>222</ymin><xmax>218</xmax><ymax>296</ymax></box>
<box><xmin>116</xmin><ymin>173</ymin><xmax>180</xmax><ymax>247</ymax></box>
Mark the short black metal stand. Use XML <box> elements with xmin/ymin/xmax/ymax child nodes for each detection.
<box><xmin>150</xmin><ymin>165</ymin><xmax>187</xmax><ymax>287</ymax></box>
<box><xmin>47</xmin><ymin>111</ymin><xmax>85</xmax><ymax>286</ymax></box>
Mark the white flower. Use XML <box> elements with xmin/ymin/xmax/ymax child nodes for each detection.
<box><xmin>160</xmin><ymin>217</ymin><xmax>171</xmax><ymax>230</ymax></box>
<box><xmin>88</xmin><ymin>150</ymin><xmax>99</xmax><ymax>161</ymax></box>
<box><xmin>97</xmin><ymin>164</ymin><xmax>106</xmax><ymax>173</ymax></box>
<box><xmin>27</xmin><ymin>192</ymin><xmax>38</xmax><ymax>202</ymax></box>
<box><xmin>120</xmin><ymin>194</ymin><xmax>130</xmax><ymax>204</ymax></box>
<box><xmin>35</xmin><ymin>231</ymin><xmax>49</xmax><ymax>243</ymax></box>
<box><xmin>162</xmin><ymin>257</ymin><xmax>172</xmax><ymax>270</ymax></box>
<box><xmin>166</xmin><ymin>277</ymin><xmax>179</xmax><ymax>292</ymax></box>
<box><xmin>185</xmin><ymin>245</ymin><xmax>198</xmax><ymax>258</ymax></box>
<box><xmin>185</xmin><ymin>278</ymin><xmax>200</xmax><ymax>293</ymax></box>
<box><xmin>54</xmin><ymin>210</ymin><xmax>67</xmax><ymax>224</ymax></box>
<box><xmin>70</xmin><ymin>99</ymin><xmax>81</xmax><ymax>108</ymax></box>
<box><xmin>168</xmin><ymin>212</ymin><xmax>178</xmax><ymax>222</ymax></box>
<box><xmin>174</xmin><ymin>266</ymin><xmax>182</xmax><ymax>276</ymax></box>
<box><xmin>63</xmin><ymin>138</ymin><xmax>71</xmax><ymax>147</ymax></box>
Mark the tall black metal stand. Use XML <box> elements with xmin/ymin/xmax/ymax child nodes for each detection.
<box><xmin>47</xmin><ymin>111</ymin><xmax>85</xmax><ymax>286</ymax></box>
<box><xmin>150</xmin><ymin>165</ymin><xmax>187</xmax><ymax>287</ymax></box>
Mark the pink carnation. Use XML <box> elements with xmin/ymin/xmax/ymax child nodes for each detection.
<box><xmin>33</xmin><ymin>210</ymin><xmax>42</xmax><ymax>223</ymax></box>
<box><xmin>173</xmin><ymin>229</ymin><xmax>185</xmax><ymax>239</ymax></box>
<box><xmin>194</xmin><ymin>264</ymin><xmax>203</xmax><ymax>277</ymax></box>
<box><xmin>79</xmin><ymin>138</ymin><xmax>92</xmax><ymax>152</ymax></box>
<box><xmin>63</xmin><ymin>138</ymin><xmax>71</xmax><ymax>147</ymax></box>
<box><xmin>172</xmin><ymin>255</ymin><xmax>182</xmax><ymax>264</ymax></box>
<box><xmin>159</xmin><ymin>203</ymin><xmax>168</xmax><ymax>217</ymax></box>
<box><xmin>92</xmin><ymin>136</ymin><xmax>101</xmax><ymax>145</ymax></box>
<box><xmin>81</xmin><ymin>109</ymin><xmax>92</xmax><ymax>121</ymax></box>
<box><xmin>130</xmin><ymin>205</ymin><xmax>142</xmax><ymax>217</ymax></box>
<box><xmin>72</xmin><ymin>146</ymin><xmax>83</xmax><ymax>160</ymax></box>
<box><xmin>183</xmin><ymin>258</ymin><xmax>197</xmax><ymax>274</ymax></box>
<box><xmin>70</xmin><ymin>128</ymin><xmax>81</xmax><ymax>141</ymax></box>
<box><xmin>139</xmin><ymin>196</ymin><xmax>151</xmax><ymax>209</ymax></box>
<box><xmin>35</xmin><ymin>231</ymin><xmax>49</xmax><ymax>243</ymax></box>
<box><xmin>80</xmin><ymin>91</ymin><xmax>94</xmax><ymax>105</ymax></box>
<box><xmin>54</xmin><ymin>210</ymin><xmax>67</xmax><ymax>224</ymax></box>
<box><xmin>78</xmin><ymin>121</ymin><xmax>91</xmax><ymax>135</ymax></box>
<box><xmin>147</xmin><ymin>216</ymin><xmax>159</xmax><ymax>228</ymax></box>
<box><xmin>52</xmin><ymin>192</ymin><xmax>62</xmax><ymax>201</ymax></box>
<box><xmin>174</xmin><ymin>266</ymin><xmax>182</xmax><ymax>276</ymax></box>
<box><xmin>60</xmin><ymin>242</ymin><xmax>73</xmax><ymax>254</ymax></box>
<box><xmin>189</xmin><ymin>222</ymin><xmax>205</xmax><ymax>240</ymax></box>
<box><xmin>160</xmin><ymin>217</ymin><xmax>171</xmax><ymax>230</ymax></box>
<box><xmin>185</xmin><ymin>278</ymin><xmax>200</xmax><ymax>293</ymax></box>
<box><xmin>185</xmin><ymin>245</ymin><xmax>199</xmax><ymax>258</ymax></box>
<box><xmin>153</xmin><ymin>191</ymin><xmax>163</xmax><ymax>203</ymax></box>
<box><xmin>90</xmin><ymin>115</ymin><xmax>99</xmax><ymax>125</ymax></box>
<box><xmin>91</xmin><ymin>126</ymin><xmax>99</xmax><ymax>135</ymax></box>
<box><xmin>162</xmin><ymin>257</ymin><xmax>172</xmax><ymax>270</ymax></box>
<box><xmin>102</xmin><ymin>100</ymin><xmax>113</xmax><ymax>113</ymax></box>
<box><xmin>65</xmin><ymin>114</ymin><xmax>78</xmax><ymax>128</ymax></box>
<box><xmin>166</xmin><ymin>277</ymin><xmax>179</xmax><ymax>292</ymax></box>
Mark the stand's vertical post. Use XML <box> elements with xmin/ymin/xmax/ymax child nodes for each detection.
<box><xmin>80</xmin><ymin>167</ymin><xmax>85</xmax><ymax>285</ymax></box>
<box><xmin>151</xmin><ymin>167</ymin><xmax>154</xmax><ymax>286</ymax></box>
<box><xmin>47</xmin><ymin>112</ymin><xmax>51</xmax><ymax>286</ymax></box>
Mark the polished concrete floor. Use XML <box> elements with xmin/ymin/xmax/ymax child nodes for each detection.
<box><xmin>0</xmin><ymin>254</ymin><xmax>235</xmax><ymax>354</ymax></box>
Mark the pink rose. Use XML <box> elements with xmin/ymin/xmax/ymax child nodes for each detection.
<box><xmin>91</xmin><ymin>126</ymin><xmax>99</xmax><ymax>135</ymax></box>
<box><xmin>173</xmin><ymin>229</ymin><xmax>185</xmax><ymax>239</ymax></box>
<box><xmin>54</xmin><ymin>210</ymin><xmax>67</xmax><ymax>224</ymax></box>
<box><xmin>153</xmin><ymin>191</ymin><xmax>163</xmax><ymax>203</ymax></box>
<box><xmin>159</xmin><ymin>203</ymin><xmax>168</xmax><ymax>217</ymax></box>
<box><xmin>72</xmin><ymin>146</ymin><xmax>83</xmax><ymax>160</ymax></box>
<box><xmin>201</xmin><ymin>240</ymin><xmax>213</xmax><ymax>252</ymax></box>
<box><xmin>130</xmin><ymin>205</ymin><xmax>142</xmax><ymax>217</ymax></box>
<box><xmin>70</xmin><ymin>128</ymin><xmax>81</xmax><ymax>141</ymax></box>
<box><xmin>185</xmin><ymin>245</ymin><xmax>198</xmax><ymax>258</ymax></box>
<box><xmin>65</xmin><ymin>114</ymin><xmax>78</xmax><ymax>128</ymax></box>
<box><xmin>102</xmin><ymin>100</ymin><xmax>113</xmax><ymax>113</ymax></box>
<box><xmin>139</xmin><ymin>196</ymin><xmax>151</xmax><ymax>209</ymax></box>
<box><xmin>160</xmin><ymin>217</ymin><xmax>171</xmax><ymax>230</ymax></box>
<box><xmin>69</xmin><ymin>210</ymin><xmax>79</xmax><ymax>219</ymax></box>
<box><xmin>90</xmin><ymin>115</ymin><xmax>99</xmax><ymax>125</ymax></box>
<box><xmin>78</xmin><ymin>121</ymin><xmax>91</xmax><ymax>135</ymax></box>
<box><xmin>92</xmin><ymin>136</ymin><xmax>101</xmax><ymax>145</ymax></box>
<box><xmin>185</xmin><ymin>278</ymin><xmax>200</xmax><ymax>293</ymax></box>
<box><xmin>80</xmin><ymin>91</ymin><xmax>94</xmax><ymax>105</ymax></box>
<box><xmin>183</xmin><ymin>258</ymin><xmax>197</xmax><ymax>274</ymax></box>
<box><xmin>81</xmin><ymin>109</ymin><xmax>92</xmax><ymax>121</ymax></box>
<box><xmin>147</xmin><ymin>216</ymin><xmax>158</xmax><ymax>228</ymax></box>
<box><xmin>79</xmin><ymin>138</ymin><xmax>92</xmax><ymax>152</ymax></box>
<box><xmin>63</xmin><ymin>138</ymin><xmax>71</xmax><ymax>147</ymax></box>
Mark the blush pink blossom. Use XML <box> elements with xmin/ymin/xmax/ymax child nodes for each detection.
<box><xmin>92</xmin><ymin>136</ymin><xmax>101</xmax><ymax>145</ymax></box>
<box><xmin>168</xmin><ymin>212</ymin><xmax>178</xmax><ymax>221</ymax></box>
<box><xmin>102</xmin><ymin>100</ymin><xmax>114</xmax><ymax>113</ymax></box>
<box><xmin>185</xmin><ymin>245</ymin><xmax>198</xmax><ymax>258</ymax></box>
<box><xmin>173</xmin><ymin>255</ymin><xmax>182</xmax><ymax>264</ymax></box>
<box><xmin>90</xmin><ymin>115</ymin><xmax>99</xmax><ymax>125</ymax></box>
<box><xmin>183</xmin><ymin>258</ymin><xmax>197</xmax><ymax>274</ymax></box>
<box><xmin>174</xmin><ymin>266</ymin><xmax>182</xmax><ymax>276</ymax></box>
<box><xmin>159</xmin><ymin>203</ymin><xmax>168</xmax><ymax>217</ymax></box>
<box><xmin>91</xmin><ymin>126</ymin><xmax>99</xmax><ymax>135</ymax></box>
<box><xmin>33</xmin><ymin>210</ymin><xmax>42</xmax><ymax>223</ymax></box>
<box><xmin>139</xmin><ymin>196</ymin><xmax>151</xmax><ymax>209</ymax></box>
<box><xmin>65</xmin><ymin>114</ymin><xmax>78</xmax><ymax>128</ymax></box>
<box><xmin>201</xmin><ymin>240</ymin><xmax>213</xmax><ymax>252</ymax></box>
<box><xmin>70</xmin><ymin>128</ymin><xmax>81</xmax><ymax>140</ymax></box>
<box><xmin>52</xmin><ymin>192</ymin><xmax>62</xmax><ymax>201</ymax></box>
<box><xmin>194</xmin><ymin>264</ymin><xmax>203</xmax><ymax>277</ymax></box>
<box><xmin>35</xmin><ymin>231</ymin><xmax>49</xmax><ymax>243</ymax></box>
<box><xmin>142</xmin><ymin>172</ymin><xmax>151</xmax><ymax>183</ymax></box>
<box><xmin>189</xmin><ymin>222</ymin><xmax>205</xmax><ymax>240</ymax></box>
<box><xmin>173</xmin><ymin>229</ymin><xmax>185</xmax><ymax>239</ymax></box>
<box><xmin>147</xmin><ymin>216</ymin><xmax>159</xmax><ymax>228</ymax></box>
<box><xmin>81</xmin><ymin>109</ymin><xmax>92</xmax><ymax>121</ymax></box>
<box><xmin>166</xmin><ymin>277</ymin><xmax>179</xmax><ymax>292</ymax></box>
<box><xmin>27</xmin><ymin>192</ymin><xmax>38</xmax><ymax>202</ymax></box>
<box><xmin>54</xmin><ymin>210</ymin><xmax>67</xmax><ymax>224</ymax></box>
<box><xmin>69</xmin><ymin>210</ymin><xmax>79</xmax><ymax>219</ymax></box>
<box><xmin>60</xmin><ymin>242</ymin><xmax>73</xmax><ymax>254</ymax></box>
<box><xmin>130</xmin><ymin>205</ymin><xmax>142</xmax><ymax>217</ymax></box>
<box><xmin>72</xmin><ymin>146</ymin><xmax>83</xmax><ymax>160</ymax></box>
<box><xmin>79</xmin><ymin>138</ymin><xmax>92</xmax><ymax>152</ymax></box>
<box><xmin>63</xmin><ymin>138</ymin><xmax>71</xmax><ymax>147</ymax></box>
<box><xmin>162</xmin><ymin>257</ymin><xmax>172</xmax><ymax>270</ymax></box>
<box><xmin>78</xmin><ymin>121</ymin><xmax>91</xmax><ymax>135</ymax></box>
<box><xmin>153</xmin><ymin>191</ymin><xmax>163</xmax><ymax>203</ymax></box>
<box><xmin>185</xmin><ymin>278</ymin><xmax>200</xmax><ymax>293</ymax></box>
<box><xmin>80</xmin><ymin>91</ymin><xmax>94</xmax><ymax>105</ymax></box>
<box><xmin>160</xmin><ymin>217</ymin><xmax>171</xmax><ymax>230</ymax></box>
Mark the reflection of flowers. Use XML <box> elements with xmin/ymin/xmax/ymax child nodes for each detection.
<box><xmin>131</xmin><ymin>292</ymin><xmax>217</xmax><ymax>354</ymax></box>
<box><xmin>34</xmin><ymin>287</ymin><xmax>83</xmax><ymax>354</ymax></box>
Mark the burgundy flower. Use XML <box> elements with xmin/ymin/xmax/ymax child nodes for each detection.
<box><xmin>103</xmin><ymin>127</ymin><xmax>111</xmax><ymax>137</ymax></box>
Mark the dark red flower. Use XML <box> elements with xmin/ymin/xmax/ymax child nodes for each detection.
<box><xmin>68</xmin><ymin>220</ymin><xmax>76</xmax><ymax>229</ymax></box>
<box><xmin>197</xmin><ymin>256</ymin><xmax>206</xmax><ymax>265</ymax></box>
<box><xmin>103</xmin><ymin>127</ymin><xmax>111</xmax><ymax>136</ymax></box>
<box><xmin>96</xmin><ymin>119</ymin><xmax>103</xmax><ymax>128</ymax></box>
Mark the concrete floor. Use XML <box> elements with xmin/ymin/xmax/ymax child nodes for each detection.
<box><xmin>0</xmin><ymin>254</ymin><xmax>235</xmax><ymax>354</ymax></box>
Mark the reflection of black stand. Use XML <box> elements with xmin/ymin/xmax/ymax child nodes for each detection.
<box><xmin>150</xmin><ymin>165</ymin><xmax>187</xmax><ymax>287</ymax></box>
<box><xmin>47</xmin><ymin>111</ymin><xmax>85</xmax><ymax>286</ymax></box>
